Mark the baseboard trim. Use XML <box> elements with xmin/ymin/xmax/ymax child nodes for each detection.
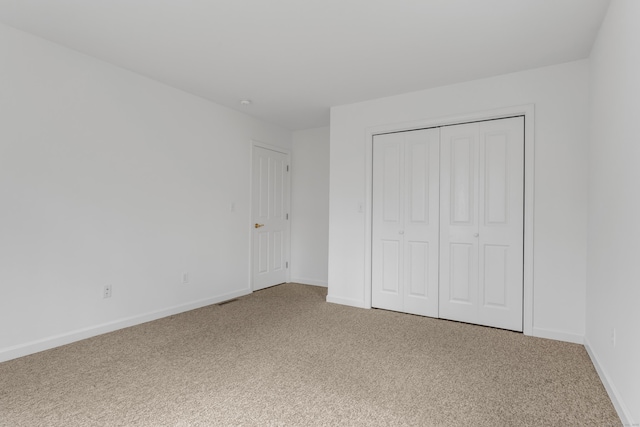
<box><xmin>326</xmin><ymin>294</ymin><xmax>368</xmax><ymax>309</ymax></box>
<box><xmin>584</xmin><ymin>337</ymin><xmax>635</xmax><ymax>426</ymax></box>
<box><xmin>289</xmin><ymin>277</ymin><xmax>328</xmax><ymax>287</ymax></box>
<box><xmin>531</xmin><ymin>327</ymin><xmax>584</xmax><ymax>344</ymax></box>
<box><xmin>0</xmin><ymin>288</ymin><xmax>252</xmax><ymax>363</ymax></box>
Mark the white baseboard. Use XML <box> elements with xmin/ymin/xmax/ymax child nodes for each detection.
<box><xmin>531</xmin><ymin>327</ymin><xmax>584</xmax><ymax>344</ymax></box>
<box><xmin>584</xmin><ymin>337</ymin><xmax>635</xmax><ymax>426</ymax></box>
<box><xmin>0</xmin><ymin>288</ymin><xmax>252</xmax><ymax>363</ymax></box>
<box><xmin>326</xmin><ymin>294</ymin><xmax>368</xmax><ymax>309</ymax></box>
<box><xmin>289</xmin><ymin>277</ymin><xmax>328</xmax><ymax>287</ymax></box>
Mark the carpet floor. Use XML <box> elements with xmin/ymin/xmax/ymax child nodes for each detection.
<box><xmin>0</xmin><ymin>283</ymin><xmax>620</xmax><ymax>426</ymax></box>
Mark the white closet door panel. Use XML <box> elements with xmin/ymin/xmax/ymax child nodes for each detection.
<box><xmin>373</xmin><ymin>129</ymin><xmax>439</xmax><ymax>316</ymax></box>
<box><xmin>372</xmin><ymin>134</ymin><xmax>404</xmax><ymax>311</ymax></box>
<box><xmin>478</xmin><ymin>117</ymin><xmax>524</xmax><ymax>331</ymax></box>
<box><xmin>403</xmin><ymin>129</ymin><xmax>439</xmax><ymax>317</ymax></box>
<box><xmin>439</xmin><ymin>123</ymin><xmax>480</xmax><ymax>324</ymax></box>
<box><xmin>440</xmin><ymin>117</ymin><xmax>524</xmax><ymax>331</ymax></box>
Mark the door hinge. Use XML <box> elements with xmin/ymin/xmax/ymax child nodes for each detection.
<box><xmin>286</xmin><ymin>261</ymin><xmax>289</xmax><ymax>268</ymax></box>
<box><xmin>286</xmin><ymin>213</ymin><xmax>289</xmax><ymax>220</ymax></box>
<box><xmin>286</xmin><ymin>165</ymin><xmax>289</xmax><ymax>172</ymax></box>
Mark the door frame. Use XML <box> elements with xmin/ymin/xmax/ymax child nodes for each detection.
<box><xmin>249</xmin><ymin>140</ymin><xmax>292</xmax><ymax>291</ymax></box>
<box><xmin>364</xmin><ymin>105</ymin><xmax>535</xmax><ymax>336</ymax></box>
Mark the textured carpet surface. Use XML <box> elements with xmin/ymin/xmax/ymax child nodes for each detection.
<box><xmin>0</xmin><ymin>283</ymin><xmax>620</xmax><ymax>426</ymax></box>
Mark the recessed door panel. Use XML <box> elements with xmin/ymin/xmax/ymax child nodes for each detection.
<box><xmin>381</xmin><ymin>240</ymin><xmax>401</xmax><ymax>294</ymax></box>
<box><xmin>482</xmin><ymin>244</ymin><xmax>508</xmax><ymax>307</ymax></box>
<box><xmin>272</xmin><ymin>230</ymin><xmax>283</xmax><ymax>271</ymax></box>
<box><xmin>407</xmin><ymin>241</ymin><xmax>428</xmax><ymax>297</ymax></box>
<box><xmin>408</xmin><ymin>141</ymin><xmax>429</xmax><ymax>224</ymax></box>
<box><xmin>450</xmin><ymin>243</ymin><xmax>473</xmax><ymax>303</ymax></box>
<box><xmin>272</xmin><ymin>159</ymin><xmax>285</xmax><ymax>218</ymax></box>
<box><xmin>451</xmin><ymin>136</ymin><xmax>475</xmax><ymax>225</ymax></box>
<box><xmin>485</xmin><ymin>132</ymin><xmax>508</xmax><ymax>225</ymax></box>
<box><xmin>258</xmin><ymin>157</ymin><xmax>269</xmax><ymax>218</ymax></box>
<box><xmin>383</xmin><ymin>145</ymin><xmax>402</xmax><ymax>223</ymax></box>
<box><xmin>258</xmin><ymin>232</ymin><xmax>269</xmax><ymax>273</ymax></box>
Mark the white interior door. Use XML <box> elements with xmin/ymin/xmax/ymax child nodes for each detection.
<box><xmin>439</xmin><ymin>117</ymin><xmax>524</xmax><ymax>331</ymax></box>
<box><xmin>252</xmin><ymin>145</ymin><xmax>290</xmax><ymax>291</ymax></box>
<box><xmin>372</xmin><ymin>128</ymin><xmax>440</xmax><ymax>317</ymax></box>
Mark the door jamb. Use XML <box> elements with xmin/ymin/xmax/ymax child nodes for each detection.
<box><xmin>249</xmin><ymin>140</ymin><xmax>292</xmax><ymax>291</ymax></box>
<box><xmin>363</xmin><ymin>105</ymin><xmax>535</xmax><ymax>336</ymax></box>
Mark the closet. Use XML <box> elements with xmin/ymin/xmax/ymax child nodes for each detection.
<box><xmin>371</xmin><ymin>116</ymin><xmax>524</xmax><ymax>331</ymax></box>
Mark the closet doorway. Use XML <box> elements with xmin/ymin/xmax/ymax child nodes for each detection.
<box><xmin>371</xmin><ymin>116</ymin><xmax>524</xmax><ymax>332</ymax></box>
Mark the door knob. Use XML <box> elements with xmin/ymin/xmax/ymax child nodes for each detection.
<box><xmin>399</xmin><ymin>230</ymin><xmax>404</xmax><ymax>235</ymax></box>
<box><xmin>255</xmin><ymin>223</ymin><xmax>264</xmax><ymax>229</ymax></box>
<box><xmin>474</xmin><ymin>233</ymin><xmax>479</xmax><ymax>237</ymax></box>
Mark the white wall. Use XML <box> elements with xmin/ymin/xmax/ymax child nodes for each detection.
<box><xmin>0</xmin><ymin>23</ymin><xmax>291</xmax><ymax>362</ymax></box>
<box><xmin>290</xmin><ymin>127</ymin><xmax>330</xmax><ymax>287</ymax></box>
<box><xmin>328</xmin><ymin>60</ymin><xmax>590</xmax><ymax>343</ymax></box>
<box><xmin>586</xmin><ymin>1</ymin><xmax>640</xmax><ymax>424</ymax></box>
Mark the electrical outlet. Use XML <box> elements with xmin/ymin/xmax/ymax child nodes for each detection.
<box><xmin>182</xmin><ymin>272</ymin><xmax>189</xmax><ymax>285</ymax></box>
<box><xmin>103</xmin><ymin>285</ymin><xmax>112</xmax><ymax>299</ymax></box>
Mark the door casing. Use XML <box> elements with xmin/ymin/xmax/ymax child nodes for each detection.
<box><xmin>364</xmin><ymin>105</ymin><xmax>535</xmax><ymax>336</ymax></box>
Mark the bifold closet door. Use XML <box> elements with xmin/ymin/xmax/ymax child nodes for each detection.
<box><xmin>439</xmin><ymin>117</ymin><xmax>524</xmax><ymax>331</ymax></box>
<box><xmin>372</xmin><ymin>128</ymin><xmax>440</xmax><ymax>317</ymax></box>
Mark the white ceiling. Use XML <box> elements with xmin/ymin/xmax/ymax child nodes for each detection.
<box><xmin>0</xmin><ymin>0</ymin><xmax>611</xmax><ymax>130</ymax></box>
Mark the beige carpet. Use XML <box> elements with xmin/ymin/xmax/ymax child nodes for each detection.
<box><xmin>0</xmin><ymin>283</ymin><xmax>620</xmax><ymax>426</ymax></box>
